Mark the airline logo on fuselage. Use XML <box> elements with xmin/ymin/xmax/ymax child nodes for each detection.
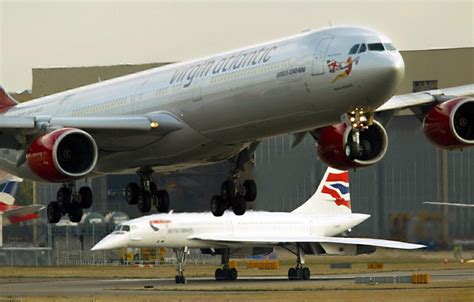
<box><xmin>321</xmin><ymin>171</ymin><xmax>351</xmax><ymax>208</ymax></box>
<box><xmin>327</xmin><ymin>56</ymin><xmax>359</xmax><ymax>83</ymax></box>
<box><xmin>169</xmin><ymin>46</ymin><xmax>278</xmax><ymax>88</ymax></box>
<box><xmin>149</xmin><ymin>219</ymin><xmax>171</xmax><ymax>231</ymax></box>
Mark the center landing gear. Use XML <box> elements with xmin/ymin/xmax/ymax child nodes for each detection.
<box><xmin>211</xmin><ymin>159</ymin><xmax>257</xmax><ymax>217</ymax></box>
<box><xmin>283</xmin><ymin>244</ymin><xmax>311</xmax><ymax>281</ymax></box>
<box><xmin>47</xmin><ymin>183</ymin><xmax>93</xmax><ymax>223</ymax></box>
<box><xmin>215</xmin><ymin>248</ymin><xmax>238</xmax><ymax>281</ymax></box>
<box><xmin>125</xmin><ymin>169</ymin><xmax>170</xmax><ymax>213</ymax></box>
<box><xmin>174</xmin><ymin>247</ymin><xmax>188</xmax><ymax>284</ymax></box>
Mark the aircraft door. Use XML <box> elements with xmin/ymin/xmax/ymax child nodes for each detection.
<box><xmin>311</xmin><ymin>37</ymin><xmax>333</xmax><ymax>75</ymax></box>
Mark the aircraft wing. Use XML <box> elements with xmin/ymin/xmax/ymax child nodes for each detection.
<box><xmin>1</xmin><ymin>204</ymin><xmax>44</xmax><ymax>225</ymax></box>
<box><xmin>424</xmin><ymin>201</ymin><xmax>474</xmax><ymax>208</ymax></box>
<box><xmin>375</xmin><ymin>84</ymin><xmax>474</xmax><ymax>112</ymax></box>
<box><xmin>0</xmin><ymin>112</ymin><xmax>183</xmax><ymax>150</ymax></box>
<box><xmin>189</xmin><ymin>233</ymin><xmax>425</xmax><ymax>250</ymax></box>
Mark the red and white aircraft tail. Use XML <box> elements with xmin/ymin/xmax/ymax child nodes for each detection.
<box><xmin>292</xmin><ymin>167</ymin><xmax>351</xmax><ymax>215</ymax></box>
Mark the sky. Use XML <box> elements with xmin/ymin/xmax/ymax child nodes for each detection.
<box><xmin>1</xmin><ymin>0</ymin><xmax>473</xmax><ymax>92</ymax></box>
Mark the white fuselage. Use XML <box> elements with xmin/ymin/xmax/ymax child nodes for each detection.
<box><xmin>0</xmin><ymin>26</ymin><xmax>404</xmax><ymax>181</ymax></box>
<box><xmin>99</xmin><ymin>211</ymin><xmax>369</xmax><ymax>249</ymax></box>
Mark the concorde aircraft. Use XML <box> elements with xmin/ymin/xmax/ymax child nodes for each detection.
<box><xmin>0</xmin><ymin>26</ymin><xmax>472</xmax><ymax>223</ymax></box>
<box><xmin>92</xmin><ymin>167</ymin><xmax>425</xmax><ymax>284</ymax></box>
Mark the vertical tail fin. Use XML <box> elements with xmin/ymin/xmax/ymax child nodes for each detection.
<box><xmin>292</xmin><ymin>167</ymin><xmax>351</xmax><ymax>215</ymax></box>
<box><xmin>0</xmin><ymin>86</ymin><xmax>18</xmax><ymax>113</ymax></box>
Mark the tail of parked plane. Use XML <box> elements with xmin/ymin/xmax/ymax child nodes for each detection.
<box><xmin>0</xmin><ymin>179</ymin><xmax>21</xmax><ymax>206</ymax></box>
<box><xmin>292</xmin><ymin>167</ymin><xmax>351</xmax><ymax>215</ymax></box>
<box><xmin>0</xmin><ymin>86</ymin><xmax>18</xmax><ymax>113</ymax></box>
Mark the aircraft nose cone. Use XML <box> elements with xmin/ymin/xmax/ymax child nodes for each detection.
<box><xmin>368</xmin><ymin>52</ymin><xmax>405</xmax><ymax>107</ymax></box>
<box><xmin>91</xmin><ymin>233</ymin><xmax>129</xmax><ymax>251</ymax></box>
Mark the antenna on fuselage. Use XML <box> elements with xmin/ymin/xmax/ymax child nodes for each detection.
<box><xmin>328</xmin><ymin>19</ymin><xmax>332</xmax><ymax>27</ymax></box>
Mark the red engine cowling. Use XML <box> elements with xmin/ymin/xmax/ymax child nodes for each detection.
<box><xmin>316</xmin><ymin>120</ymin><xmax>388</xmax><ymax>170</ymax></box>
<box><xmin>27</xmin><ymin>128</ymin><xmax>98</xmax><ymax>182</ymax></box>
<box><xmin>423</xmin><ymin>97</ymin><xmax>474</xmax><ymax>149</ymax></box>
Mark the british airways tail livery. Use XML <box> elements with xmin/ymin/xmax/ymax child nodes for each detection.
<box><xmin>92</xmin><ymin>167</ymin><xmax>424</xmax><ymax>284</ymax></box>
<box><xmin>0</xmin><ymin>25</ymin><xmax>472</xmax><ymax>222</ymax></box>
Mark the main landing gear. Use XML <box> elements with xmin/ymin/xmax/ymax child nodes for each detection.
<box><xmin>125</xmin><ymin>169</ymin><xmax>170</xmax><ymax>214</ymax></box>
<box><xmin>215</xmin><ymin>248</ymin><xmax>238</xmax><ymax>281</ymax></box>
<box><xmin>344</xmin><ymin>108</ymin><xmax>374</xmax><ymax>160</ymax></box>
<box><xmin>211</xmin><ymin>160</ymin><xmax>257</xmax><ymax>217</ymax></box>
<box><xmin>47</xmin><ymin>183</ymin><xmax>93</xmax><ymax>223</ymax></box>
<box><xmin>174</xmin><ymin>247</ymin><xmax>188</xmax><ymax>284</ymax></box>
<box><xmin>283</xmin><ymin>243</ymin><xmax>311</xmax><ymax>281</ymax></box>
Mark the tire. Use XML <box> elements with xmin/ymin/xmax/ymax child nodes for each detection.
<box><xmin>68</xmin><ymin>204</ymin><xmax>83</xmax><ymax>223</ymax></box>
<box><xmin>180</xmin><ymin>276</ymin><xmax>186</xmax><ymax>284</ymax></box>
<box><xmin>230</xmin><ymin>268</ymin><xmax>238</xmax><ymax>281</ymax></box>
<box><xmin>57</xmin><ymin>187</ymin><xmax>71</xmax><ymax>207</ymax></box>
<box><xmin>302</xmin><ymin>267</ymin><xmax>311</xmax><ymax>280</ymax></box>
<box><xmin>125</xmin><ymin>183</ymin><xmax>139</xmax><ymax>205</ymax></box>
<box><xmin>79</xmin><ymin>186</ymin><xmax>93</xmax><ymax>209</ymax></box>
<box><xmin>215</xmin><ymin>268</ymin><xmax>223</xmax><ymax>280</ymax></box>
<box><xmin>296</xmin><ymin>267</ymin><xmax>303</xmax><ymax>280</ymax></box>
<box><xmin>243</xmin><ymin>179</ymin><xmax>257</xmax><ymax>201</ymax></box>
<box><xmin>221</xmin><ymin>180</ymin><xmax>234</xmax><ymax>202</ymax></box>
<box><xmin>156</xmin><ymin>190</ymin><xmax>170</xmax><ymax>213</ymax></box>
<box><xmin>47</xmin><ymin>201</ymin><xmax>62</xmax><ymax>224</ymax></box>
<box><xmin>211</xmin><ymin>195</ymin><xmax>225</xmax><ymax>217</ymax></box>
<box><xmin>137</xmin><ymin>190</ymin><xmax>152</xmax><ymax>213</ymax></box>
<box><xmin>359</xmin><ymin>139</ymin><xmax>372</xmax><ymax>160</ymax></box>
<box><xmin>344</xmin><ymin>141</ymin><xmax>359</xmax><ymax>160</ymax></box>
<box><xmin>232</xmin><ymin>196</ymin><xmax>246</xmax><ymax>216</ymax></box>
<box><xmin>288</xmin><ymin>267</ymin><xmax>296</xmax><ymax>280</ymax></box>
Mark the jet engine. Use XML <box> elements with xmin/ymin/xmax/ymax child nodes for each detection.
<box><xmin>423</xmin><ymin>97</ymin><xmax>474</xmax><ymax>149</ymax></box>
<box><xmin>316</xmin><ymin>120</ymin><xmax>388</xmax><ymax>170</ymax></box>
<box><xmin>27</xmin><ymin>128</ymin><xmax>98</xmax><ymax>182</ymax></box>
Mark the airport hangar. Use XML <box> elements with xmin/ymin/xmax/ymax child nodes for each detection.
<box><xmin>3</xmin><ymin>47</ymin><xmax>474</xmax><ymax>263</ymax></box>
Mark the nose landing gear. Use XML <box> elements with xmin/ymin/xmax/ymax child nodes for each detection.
<box><xmin>344</xmin><ymin>108</ymin><xmax>374</xmax><ymax>160</ymax></box>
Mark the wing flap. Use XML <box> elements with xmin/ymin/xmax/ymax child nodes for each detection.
<box><xmin>189</xmin><ymin>233</ymin><xmax>425</xmax><ymax>250</ymax></box>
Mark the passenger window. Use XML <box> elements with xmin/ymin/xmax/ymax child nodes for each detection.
<box><xmin>384</xmin><ymin>43</ymin><xmax>396</xmax><ymax>51</ymax></box>
<box><xmin>349</xmin><ymin>44</ymin><xmax>360</xmax><ymax>54</ymax></box>
<box><xmin>368</xmin><ymin>43</ymin><xmax>384</xmax><ymax>51</ymax></box>
<box><xmin>358</xmin><ymin>44</ymin><xmax>367</xmax><ymax>53</ymax></box>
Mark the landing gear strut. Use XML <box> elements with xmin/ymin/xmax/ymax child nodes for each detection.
<box><xmin>47</xmin><ymin>183</ymin><xmax>93</xmax><ymax>223</ymax></box>
<box><xmin>211</xmin><ymin>158</ymin><xmax>257</xmax><ymax>217</ymax></box>
<box><xmin>215</xmin><ymin>248</ymin><xmax>238</xmax><ymax>281</ymax></box>
<box><xmin>125</xmin><ymin>169</ymin><xmax>170</xmax><ymax>213</ymax></box>
<box><xmin>344</xmin><ymin>108</ymin><xmax>374</xmax><ymax>160</ymax></box>
<box><xmin>283</xmin><ymin>243</ymin><xmax>311</xmax><ymax>281</ymax></box>
<box><xmin>174</xmin><ymin>247</ymin><xmax>188</xmax><ymax>284</ymax></box>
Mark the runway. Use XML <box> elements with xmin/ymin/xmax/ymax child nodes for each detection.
<box><xmin>0</xmin><ymin>268</ymin><xmax>472</xmax><ymax>297</ymax></box>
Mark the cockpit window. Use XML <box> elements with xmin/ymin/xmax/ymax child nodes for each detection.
<box><xmin>114</xmin><ymin>225</ymin><xmax>122</xmax><ymax>232</ymax></box>
<box><xmin>368</xmin><ymin>43</ymin><xmax>385</xmax><ymax>51</ymax></box>
<box><xmin>384</xmin><ymin>43</ymin><xmax>396</xmax><ymax>51</ymax></box>
<box><xmin>114</xmin><ymin>224</ymin><xmax>130</xmax><ymax>232</ymax></box>
<box><xmin>122</xmin><ymin>225</ymin><xmax>130</xmax><ymax>232</ymax></box>
<box><xmin>349</xmin><ymin>44</ymin><xmax>360</xmax><ymax>55</ymax></box>
<box><xmin>358</xmin><ymin>44</ymin><xmax>367</xmax><ymax>53</ymax></box>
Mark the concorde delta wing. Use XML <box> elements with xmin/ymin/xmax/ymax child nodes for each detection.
<box><xmin>375</xmin><ymin>84</ymin><xmax>474</xmax><ymax>112</ymax></box>
<box><xmin>188</xmin><ymin>233</ymin><xmax>425</xmax><ymax>250</ymax></box>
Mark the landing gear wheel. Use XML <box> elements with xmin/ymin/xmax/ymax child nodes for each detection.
<box><xmin>78</xmin><ymin>187</ymin><xmax>93</xmax><ymax>209</ymax></box>
<box><xmin>359</xmin><ymin>139</ymin><xmax>372</xmax><ymax>160</ymax></box>
<box><xmin>211</xmin><ymin>195</ymin><xmax>226</xmax><ymax>217</ymax></box>
<box><xmin>243</xmin><ymin>179</ymin><xmax>257</xmax><ymax>201</ymax></box>
<box><xmin>47</xmin><ymin>201</ymin><xmax>62</xmax><ymax>224</ymax></box>
<box><xmin>220</xmin><ymin>180</ymin><xmax>234</xmax><ymax>202</ymax></box>
<box><xmin>344</xmin><ymin>141</ymin><xmax>359</xmax><ymax>160</ymax></box>
<box><xmin>215</xmin><ymin>268</ymin><xmax>224</xmax><ymax>280</ymax></box>
<box><xmin>137</xmin><ymin>190</ymin><xmax>152</xmax><ymax>213</ymax></box>
<box><xmin>232</xmin><ymin>196</ymin><xmax>246</xmax><ymax>216</ymax></box>
<box><xmin>288</xmin><ymin>267</ymin><xmax>297</xmax><ymax>280</ymax></box>
<box><xmin>156</xmin><ymin>190</ymin><xmax>170</xmax><ymax>213</ymax></box>
<box><xmin>125</xmin><ymin>183</ymin><xmax>139</xmax><ymax>205</ymax></box>
<box><xmin>302</xmin><ymin>267</ymin><xmax>311</xmax><ymax>280</ymax></box>
<box><xmin>68</xmin><ymin>204</ymin><xmax>83</xmax><ymax>223</ymax></box>
<box><xmin>229</xmin><ymin>268</ymin><xmax>238</xmax><ymax>281</ymax></box>
<box><xmin>57</xmin><ymin>187</ymin><xmax>71</xmax><ymax>207</ymax></box>
<box><xmin>175</xmin><ymin>275</ymin><xmax>186</xmax><ymax>284</ymax></box>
